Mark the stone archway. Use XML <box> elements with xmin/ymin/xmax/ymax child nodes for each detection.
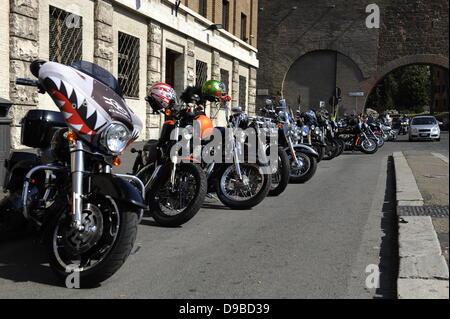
<box><xmin>282</xmin><ymin>50</ymin><xmax>364</xmax><ymax>113</ymax></box>
<box><xmin>361</xmin><ymin>54</ymin><xmax>450</xmax><ymax>110</ymax></box>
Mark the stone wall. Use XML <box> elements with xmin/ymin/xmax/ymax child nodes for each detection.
<box><xmin>94</xmin><ymin>0</ymin><xmax>113</xmax><ymax>72</ymax></box>
<box><xmin>9</xmin><ymin>0</ymin><xmax>40</xmax><ymax>148</ymax></box>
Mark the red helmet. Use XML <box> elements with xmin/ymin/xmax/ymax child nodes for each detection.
<box><xmin>148</xmin><ymin>83</ymin><xmax>177</xmax><ymax>110</ymax></box>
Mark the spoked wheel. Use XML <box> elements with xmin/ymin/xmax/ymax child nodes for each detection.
<box><xmin>46</xmin><ymin>196</ymin><xmax>138</xmax><ymax>287</ymax></box>
<box><xmin>268</xmin><ymin>147</ymin><xmax>290</xmax><ymax>197</ymax></box>
<box><xmin>360</xmin><ymin>138</ymin><xmax>378</xmax><ymax>154</ymax></box>
<box><xmin>287</xmin><ymin>149</ymin><xmax>318</xmax><ymax>184</ymax></box>
<box><xmin>150</xmin><ymin>163</ymin><xmax>206</xmax><ymax>227</ymax></box>
<box><xmin>216</xmin><ymin>163</ymin><xmax>271</xmax><ymax>209</ymax></box>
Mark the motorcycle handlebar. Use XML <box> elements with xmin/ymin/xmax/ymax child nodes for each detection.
<box><xmin>16</xmin><ymin>78</ymin><xmax>39</xmax><ymax>87</ymax></box>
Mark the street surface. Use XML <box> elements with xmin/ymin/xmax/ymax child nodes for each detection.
<box><xmin>0</xmin><ymin>133</ymin><xmax>448</xmax><ymax>299</ymax></box>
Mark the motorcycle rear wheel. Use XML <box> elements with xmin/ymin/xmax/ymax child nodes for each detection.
<box><xmin>268</xmin><ymin>147</ymin><xmax>290</xmax><ymax>197</ymax></box>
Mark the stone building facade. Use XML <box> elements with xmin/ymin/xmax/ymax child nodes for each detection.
<box><xmin>0</xmin><ymin>0</ymin><xmax>259</xmax><ymax>149</ymax></box>
<box><xmin>256</xmin><ymin>0</ymin><xmax>449</xmax><ymax>115</ymax></box>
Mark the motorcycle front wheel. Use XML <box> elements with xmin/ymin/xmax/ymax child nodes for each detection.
<box><xmin>149</xmin><ymin>163</ymin><xmax>207</xmax><ymax>227</ymax></box>
<box><xmin>360</xmin><ymin>138</ymin><xmax>379</xmax><ymax>154</ymax></box>
<box><xmin>45</xmin><ymin>196</ymin><xmax>138</xmax><ymax>287</ymax></box>
<box><xmin>215</xmin><ymin>163</ymin><xmax>271</xmax><ymax>209</ymax></box>
<box><xmin>288</xmin><ymin>149</ymin><xmax>318</xmax><ymax>184</ymax></box>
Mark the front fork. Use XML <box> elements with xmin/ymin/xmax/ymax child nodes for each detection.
<box><xmin>70</xmin><ymin>141</ymin><xmax>85</xmax><ymax>230</ymax></box>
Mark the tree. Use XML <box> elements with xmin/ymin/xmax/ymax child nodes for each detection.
<box><xmin>366</xmin><ymin>65</ymin><xmax>432</xmax><ymax>114</ymax></box>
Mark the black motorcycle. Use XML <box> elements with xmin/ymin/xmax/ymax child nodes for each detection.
<box><xmin>131</xmin><ymin>96</ymin><xmax>207</xmax><ymax>227</ymax></box>
<box><xmin>262</xmin><ymin>100</ymin><xmax>319</xmax><ymax>184</ymax></box>
<box><xmin>0</xmin><ymin>60</ymin><xmax>145</xmax><ymax>286</ymax></box>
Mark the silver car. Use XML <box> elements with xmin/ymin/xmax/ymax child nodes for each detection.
<box><xmin>409</xmin><ymin>116</ymin><xmax>441</xmax><ymax>142</ymax></box>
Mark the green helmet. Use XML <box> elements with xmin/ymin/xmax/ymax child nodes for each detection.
<box><xmin>202</xmin><ymin>80</ymin><xmax>226</xmax><ymax>102</ymax></box>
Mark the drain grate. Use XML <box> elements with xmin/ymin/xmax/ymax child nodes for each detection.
<box><xmin>397</xmin><ymin>206</ymin><xmax>449</xmax><ymax>218</ymax></box>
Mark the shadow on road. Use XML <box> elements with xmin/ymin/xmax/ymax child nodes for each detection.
<box><xmin>375</xmin><ymin>155</ymin><xmax>399</xmax><ymax>299</ymax></box>
<box><xmin>0</xmin><ymin>235</ymin><xmax>64</xmax><ymax>287</ymax></box>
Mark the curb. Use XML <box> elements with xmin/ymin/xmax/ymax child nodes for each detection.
<box><xmin>393</xmin><ymin>152</ymin><xmax>449</xmax><ymax>299</ymax></box>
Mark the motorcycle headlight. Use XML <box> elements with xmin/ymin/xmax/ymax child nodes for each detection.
<box><xmin>315</xmin><ymin>127</ymin><xmax>321</xmax><ymax>135</ymax></box>
<box><xmin>103</xmin><ymin>123</ymin><xmax>131</xmax><ymax>154</ymax></box>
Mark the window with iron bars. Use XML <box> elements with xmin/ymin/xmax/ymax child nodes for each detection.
<box><xmin>196</xmin><ymin>60</ymin><xmax>208</xmax><ymax>89</ymax></box>
<box><xmin>220</xmin><ymin>69</ymin><xmax>230</xmax><ymax>94</ymax></box>
<box><xmin>118</xmin><ymin>32</ymin><xmax>140</xmax><ymax>98</ymax></box>
<box><xmin>239</xmin><ymin>75</ymin><xmax>247</xmax><ymax>111</ymax></box>
<box><xmin>49</xmin><ymin>6</ymin><xmax>82</xmax><ymax>65</ymax></box>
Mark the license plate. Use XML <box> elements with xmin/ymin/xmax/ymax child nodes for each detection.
<box><xmin>420</xmin><ymin>133</ymin><xmax>429</xmax><ymax>137</ymax></box>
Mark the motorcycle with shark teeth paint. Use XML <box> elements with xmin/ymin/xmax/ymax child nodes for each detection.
<box><xmin>0</xmin><ymin>60</ymin><xmax>146</xmax><ymax>287</ymax></box>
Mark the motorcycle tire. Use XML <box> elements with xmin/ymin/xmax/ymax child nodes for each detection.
<box><xmin>360</xmin><ymin>138</ymin><xmax>379</xmax><ymax>154</ymax></box>
<box><xmin>215</xmin><ymin>163</ymin><xmax>271</xmax><ymax>209</ymax></box>
<box><xmin>45</xmin><ymin>197</ymin><xmax>138</xmax><ymax>287</ymax></box>
<box><xmin>288</xmin><ymin>150</ymin><xmax>318</xmax><ymax>184</ymax></box>
<box><xmin>150</xmin><ymin>163</ymin><xmax>207</xmax><ymax>227</ymax></box>
<box><xmin>268</xmin><ymin>147</ymin><xmax>290</xmax><ymax>197</ymax></box>
<box><xmin>336</xmin><ymin>139</ymin><xmax>345</xmax><ymax>156</ymax></box>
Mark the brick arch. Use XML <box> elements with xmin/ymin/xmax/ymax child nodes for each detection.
<box><xmin>361</xmin><ymin>54</ymin><xmax>450</xmax><ymax>108</ymax></box>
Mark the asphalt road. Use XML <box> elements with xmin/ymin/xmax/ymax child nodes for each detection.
<box><xmin>0</xmin><ymin>133</ymin><xmax>448</xmax><ymax>299</ymax></box>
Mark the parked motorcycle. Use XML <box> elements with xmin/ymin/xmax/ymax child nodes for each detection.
<box><xmin>182</xmin><ymin>82</ymin><xmax>272</xmax><ymax>209</ymax></box>
<box><xmin>130</xmin><ymin>83</ymin><xmax>207</xmax><ymax>227</ymax></box>
<box><xmin>337</xmin><ymin>117</ymin><xmax>379</xmax><ymax>154</ymax></box>
<box><xmin>261</xmin><ymin>100</ymin><xmax>319</xmax><ymax>184</ymax></box>
<box><xmin>0</xmin><ymin>60</ymin><xmax>145</xmax><ymax>286</ymax></box>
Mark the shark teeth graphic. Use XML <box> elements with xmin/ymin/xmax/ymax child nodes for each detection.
<box><xmin>62</xmin><ymin>81</ymin><xmax>73</xmax><ymax>99</ymax></box>
<box><xmin>48</xmin><ymin>76</ymin><xmax>61</xmax><ymax>90</ymax></box>
<box><xmin>56</xmin><ymin>99</ymin><xmax>66</xmax><ymax>108</ymax></box>
<box><xmin>85</xmin><ymin>102</ymin><xmax>96</xmax><ymax>119</ymax></box>
<box><xmin>63</xmin><ymin>112</ymin><xmax>73</xmax><ymax>119</ymax></box>
<box><xmin>71</xmin><ymin>124</ymin><xmax>83</xmax><ymax>131</ymax></box>
<box><xmin>94</xmin><ymin>114</ymin><xmax>107</xmax><ymax>130</ymax></box>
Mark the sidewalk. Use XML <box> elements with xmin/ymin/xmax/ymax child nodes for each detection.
<box><xmin>405</xmin><ymin>151</ymin><xmax>449</xmax><ymax>266</ymax></box>
<box><xmin>394</xmin><ymin>151</ymin><xmax>449</xmax><ymax>299</ymax></box>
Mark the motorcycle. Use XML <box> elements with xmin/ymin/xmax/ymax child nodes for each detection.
<box><xmin>0</xmin><ymin>60</ymin><xmax>145</xmax><ymax>286</ymax></box>
<box><xmin>130</xmin><ymin>91</ymin><xmax>207</xmax><ymax>227</ymax></box>
<box><xmin>261</xmin><ymin>100</ymin><xmax>319</xmax><ymax>184</ymax></box>
<box><xmin>201</xmin><ymin>95</ymin><xmax>272</xmax><ymax>209</ymax></box>
<box><xmin>337</xmin><ymin>119</ymin><xmax>379</xmax><ymax>154</ymax></box>
<box><xmin>250</xmin><ymin>112</ymin><xmax>290</xmax><ymax>197</ymax></box>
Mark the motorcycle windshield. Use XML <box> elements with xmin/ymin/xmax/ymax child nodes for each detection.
<box><xmin>71</xmin><ymin>61</ymin><xmax>122</xmax><ymax>96</ymax></box>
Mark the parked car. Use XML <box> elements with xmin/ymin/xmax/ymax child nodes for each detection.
<box><xmin>409</xmin><ymin>116</ymin><xmax>441</xmax><ymax>142</ymax></box>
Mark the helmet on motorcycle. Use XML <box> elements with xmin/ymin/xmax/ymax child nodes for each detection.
<box><xmin>202</xmin><ymin>80</ymin><xmax>225</xmax><ymax>102</ymax></box>
<box><xmin>147</xmin><ymin>83</ymin><xmax>177</xmax><ymax>112</ymax></box>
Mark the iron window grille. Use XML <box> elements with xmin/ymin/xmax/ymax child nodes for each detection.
<box><xmin>196</xmin><ymin>60</ymin><xmax>208</xmax><ymax>89</ymax></box>
<box><xmin>49</xmin><ymin>6</ymin><xmax>83</xmax><ymax>65</ymax></box>
<box><xmin>239</xmin><ymin>75</ymin><xmax>247</xmax><ymax>111</ymax></box>
<box><xmin>118</xmin><ymin>32</ymin><xmax>140</xmax><ymax>98</ymax></box>
<box><xmin>220</xmin><ymin>69</ymin><xmax>230</xmax><ymax>93</ymax></box>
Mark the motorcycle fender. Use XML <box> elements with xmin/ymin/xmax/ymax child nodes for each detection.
<box><xmin>3</xmin><ymin>154</ymin><xmax>39</xmax><ymax>191</ymax></box>
<box><xmin>286</xmin><ymin>144</ymin><xmax>319</xmax><ymax>158</ymax></box>
<box><xmin>89</xmin><ymin>174</ymin><xmax>148</xmax><ymax>211</ymax></box>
